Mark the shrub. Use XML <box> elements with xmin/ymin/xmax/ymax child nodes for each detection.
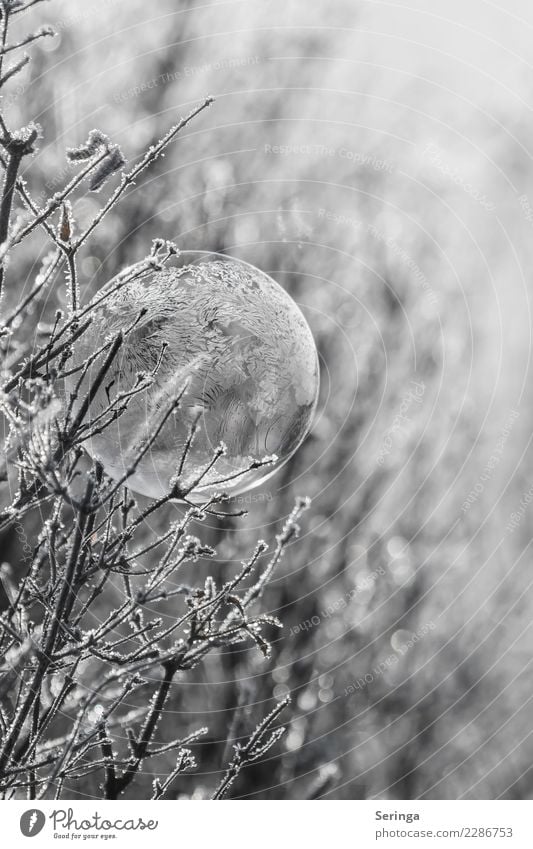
<box><xmin>0</xmin><ymin>0</ymin><xmax>308</xmax><ymax>800</ymax></box>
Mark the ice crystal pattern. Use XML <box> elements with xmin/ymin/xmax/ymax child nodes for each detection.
<box><xmin>69</xmin><ymin>254</ymin><xmax>319</xmax><ymax>500</ymax></box>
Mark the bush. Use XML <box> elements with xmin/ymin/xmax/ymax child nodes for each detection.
<box><xmin>0</xmin><ymin>0</ymin><xmax>308</xmax><ymax>800</ymax></box>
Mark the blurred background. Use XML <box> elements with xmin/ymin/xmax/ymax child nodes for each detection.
<box><xmin>4</xmin><ymin>0</ymin><xmax>533</xmax><ymax>799</ymax></box>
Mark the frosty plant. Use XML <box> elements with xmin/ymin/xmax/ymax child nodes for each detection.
<box><xmin>0</xmin><ymin>0</ymin><xmax>314</xmax><ymax>799</ymax></box>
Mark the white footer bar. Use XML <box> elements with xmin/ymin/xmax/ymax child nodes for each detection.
<box><xmin>1</xmin><ymin>799</ymin><xmax>531</xmax><ymax>848</ymax></box>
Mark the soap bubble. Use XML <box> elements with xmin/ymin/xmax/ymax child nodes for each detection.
<box><xmin>68</xmin><ymin>252</ymin><xmax>319</xmax><ymax>502</ymax></box>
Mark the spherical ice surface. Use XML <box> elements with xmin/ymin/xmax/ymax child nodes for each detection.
<box><xmin>68</xmin><ymin>253</ymin><xmax>319</xmax><ymax>502</ymax></box>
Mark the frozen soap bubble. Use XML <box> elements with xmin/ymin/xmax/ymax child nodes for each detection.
<box><xmin>68</xmin><ymin>252</ymin><xmax>319</xmax><ymax>502</ymax></box>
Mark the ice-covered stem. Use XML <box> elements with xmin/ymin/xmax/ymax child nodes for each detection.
<box><xmin>73</xmin><ymin>96</ymin><xmax>214</xmax><ymax>250</ymax></box>
<box><xmin>0</xmin><ymin>475</ymin><xmax>94</xmax><ymax>776</ymax></box>
<box><xmin>11</xmin><ymin>1</ymin><xmax>51</xmax><ymax>12</ymax></box>
<box><xmin>0</xmin><ymin>24</ymin><xmax>54</xmax><ymax>56</ymax></box>
<box><xmin>0</xmin><ymin>2</ymin><xmax>11</xmax><ymax>84</ymax></box>
<box><xmin>241</xmin><ymin>496</ymin><xmax>311</xmax><ymax>607</ymax></box>
<box><xmin>109</xmin><ymin>659</ymin><xmax>179</xmax><ymax>799</ymax></box>
<box><xmin>0</xmin><ymin>0</ymin><xmax>54</xmax><ymax>300</ymax></box>
<box><xmin>0</xmin><ymin>126</ymin><xmax>38</xmax><ymax>299</ymax></box>
<box><xmin>151</xmin><ymin>748</ymin><xmax>196</xmax><ymax>800</ymax></box>
<box><xmin>213</xmin><ymin>696</ymin><xmax>291</xmax><ymax>799</ymax></box>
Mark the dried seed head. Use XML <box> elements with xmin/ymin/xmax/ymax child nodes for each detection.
<box><xmin>89</xmin><ymin>145</ymin><xmax>126</xmax><ymax>192</ymax></box>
